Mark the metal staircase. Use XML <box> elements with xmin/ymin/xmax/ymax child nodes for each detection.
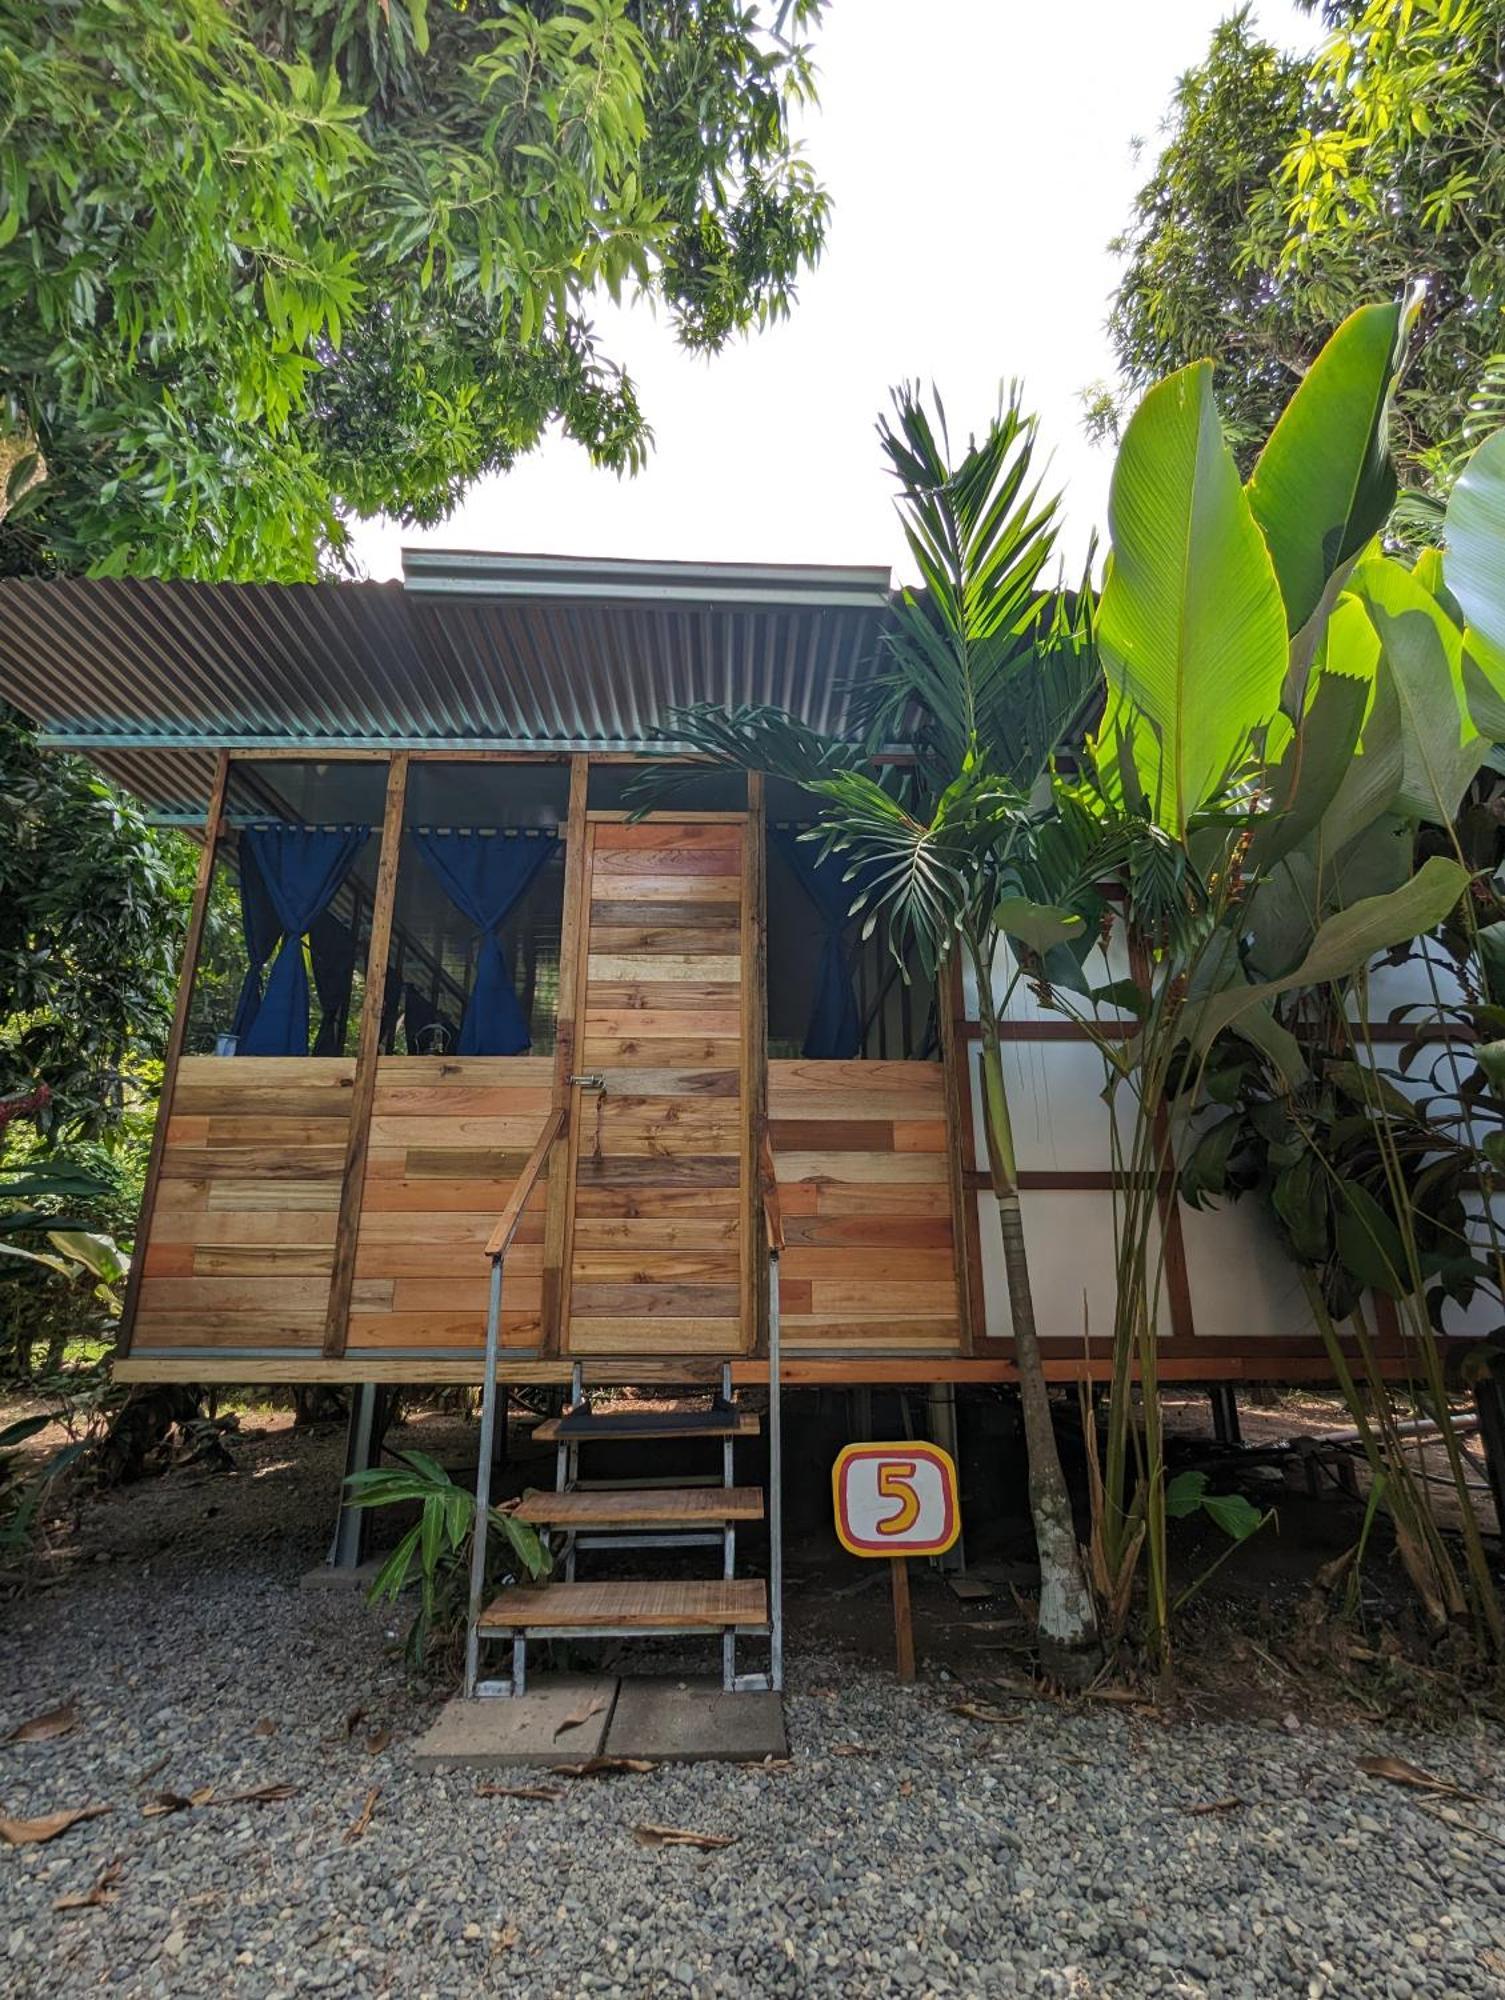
<box><xmin>462</xmin><ymin>1133</ymin><xmax>785</xmax><ymax>1700</ymax></box>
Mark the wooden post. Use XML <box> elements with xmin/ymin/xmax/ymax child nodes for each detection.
<box><xmin>540</xmin><ymin>754</ymin><xmax>590</xmax><ymax>1354</ymax></box>
<box><xmin>890</xmin><ymin>1554</ymin><xmax>915</xmax><ymax>1683</ymax></box>
<box><xmin>323</xmin><ymin>754</ymin><xmax>409</xmax><ymax>1358</ymax></box>
<box><xmin>116</xmin><ymin>751</ymin><xmax>230</xmax><ymax>1359</ymax></box>
<box><xmin>938</xmin><ymin>957</ymin><xmax>983</xmax><ymax>1355</ymax></box>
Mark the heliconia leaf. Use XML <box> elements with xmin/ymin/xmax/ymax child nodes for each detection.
<box><xmin>1444</xmin><ymin>426</ymin><xmax>1505</xmax><ymax>665</ymax></box>
<box><xmin>1190</xmin><ymin>855</ymin><xmax>1470</xmax><ymax>1054</ymax></box>
<box><xmin>1246</xmin><ymin>660</ymin><xmax>1372</xmax><ymax>872</ymax></box>
<box><xmin>1349</xmin><ymin>559</ymin><xmax>1486</xmax><ymax>826</ymax></box>
<box><xmin>1247</xmin><ymin>298</ymin><xmax>1415</xmax><ymax>636</ymax></box>
<box><xmin>1097</xmin><ymin>362</ymin><xmax>1289</xmax><ymax>838</ymax></box>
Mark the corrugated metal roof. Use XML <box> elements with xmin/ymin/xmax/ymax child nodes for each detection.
<box><xmin>0</xmin><ymin>554</ymin><xmax>893</xmax><ymax>820</ymax></box>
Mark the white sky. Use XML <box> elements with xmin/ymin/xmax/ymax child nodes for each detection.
<box><xmin>350</xmin><ymin>0</ymin><xmax>1316</xmax><ymax>588</ymax></box>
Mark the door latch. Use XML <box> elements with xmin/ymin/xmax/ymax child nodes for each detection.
<box><xmin>569</xmin><ymin>1072</ymin><xmax>606</xmax><ymax>1091</ymax></box>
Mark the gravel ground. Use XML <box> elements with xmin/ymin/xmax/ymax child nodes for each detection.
<box><xmin>3</xmin><ymin>1418</ymin><xmax>1505</xmax><ymax>1998</ymax></box>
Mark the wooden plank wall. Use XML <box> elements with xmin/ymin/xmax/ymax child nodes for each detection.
<box><xmin>768</xmin><ymin>1059</ymin><xmax>963</xmax><ymax>1356</ymax></box>
<box><xmin>135</xmin><ymin>1056</ymin><xmax>356</xmax><ymax>1350</ymax></box>
<box><xmin>346</xmin><ymin>1056</ymin><xmax>555</xmax><ymax>1355</ymax></box>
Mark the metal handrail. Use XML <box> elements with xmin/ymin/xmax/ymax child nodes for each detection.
<box><xmin>759</xmin><ymin>1131</ymin><xmax>785</xmax><ymax>1692</ymax></box>
<box><xmin>465</xmin><ymin>1103</ymin><xmax>567</xmax><ymax>1696</ymax></box>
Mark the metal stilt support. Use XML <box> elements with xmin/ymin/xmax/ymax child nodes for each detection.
<box><xmin>464</xmin><ymin>1252</ymin><xmax>506</xmax><ymax>1699</ymax></box>
<box><xmin>327</xmin><ymin>1383</ymin><xmax>387</xmax><ymax>1570</ymax></box>
<box><xmin>926</xmin><ymin>1383</ymin><xmax>965</xmax><ymax>1575</ymax></box>
<box><xmin>1209</xmin><ymin>1382</ymin><xmax>1242</xmax><ymax>1447</ymax></box>
<box><xmin>1474</xmin><ymin>1372</ymin><xmax>1505</xmax><ymax>1539</ymax></box>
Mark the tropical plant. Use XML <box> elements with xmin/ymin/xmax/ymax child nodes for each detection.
<box><xmin>637</xmin><ymin>384</ymin><xmax>1107</xmax><ymax>1685</ymax></box>
<box><xmin>0</xmin><ymin>1411</ymin><xmax>87</xmax><ymax>1574</ymax></box>
<box><xmin>0</xmin><ymin>1153</ymin><xmax>131</xmax><ymax>1376</ymax></box>
<box><xmin>0</xmin><ymin>712</ymin><xmax>198</xmax><ymax>1141</ymax></box>
<box><xmin>1027</xmin><ymin>297</ymin><xmax>1505</xmax><ymax>1657</ymax></box>
<box><xmin>1</xmin><ymin>0</ymin><xmax>829</xmax><ymax>582</ymax></box>
<box><xmin>344</xmin><ymin>1448</ymin><xmax>549</xmax><ymax>1667</ymax></box>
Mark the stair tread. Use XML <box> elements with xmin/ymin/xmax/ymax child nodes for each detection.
<box><xmin>514</xmin><ymin>1486</ymin><xmax>764</xmax><ymax>1526</ymax></box>
<box><xmin>479</xmin><ymin>1579</ymin><xmax>768</xmax><ymax>1631</ymax></box>
<box><xmin>534</xmin><ymin>1410</ymin><xmax>759</xmax><ymax>1444</ymax></box>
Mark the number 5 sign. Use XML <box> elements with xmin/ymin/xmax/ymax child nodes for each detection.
<box><xmin>833</xmin><ymin>1442</ymin><xmax>960</xmax><ymax>1557</ymax></box>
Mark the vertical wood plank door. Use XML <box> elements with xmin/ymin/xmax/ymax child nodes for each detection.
<box><xmin>562</xmin><ymin>817</ymin><xmax>751</xmax><ymax>1357</ymax></box>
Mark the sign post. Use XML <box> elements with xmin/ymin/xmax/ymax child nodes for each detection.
<box><xmin>832</xmin><ymin>1442</ymin><xmax>961</xmax><ymax>1683</ymax></box>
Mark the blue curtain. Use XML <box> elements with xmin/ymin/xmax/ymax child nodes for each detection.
<box><xmin>238</xmin><ymin>825</ymin><xmax>370</xmax><ymax>1057</ymax></box>
<box><xmin>229</xmin><ymin>839</ymin><xmax>280</xmax><ymax>1042</ymax></box>
<box><xmin>772</xmin><ymin>828</ymin><xmax>865</xmax><ymax>1059</ymax></box>
<box><xmin>413</xmin><ymin>830</ymin><xmax>556</xmax><ymax>1055</ymax></box>
<box><xmin>309</xmin><ymin>909</ymin><xmax>357</xmax><ymax>1057</ymax></box>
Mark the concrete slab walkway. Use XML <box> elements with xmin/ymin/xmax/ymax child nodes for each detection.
<box><xmin>412</xmin><ymin>1676</ymin><xmax>788</xmax><ymax>1767</ymax></box>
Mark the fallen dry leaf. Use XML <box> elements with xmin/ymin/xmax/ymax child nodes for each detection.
<box><xmin>899</xmin><ymin>1780</ymin><xmax>913</xmax><ymax>1799</ymax></box>
<box><xmin>633</xmin><ymin>1823</ymin><xmax>737</xmax><ymax>1850</ymax></box>
<box><xmin>6</xmin><ymin>1703</ymin><xmax>79</xmax><ymax>1745</ymax></box>
<box><xmin>145</xmin><ymin>1781</ymin><xmax>297</xmax><ymax>1817</ymax></box>
<box><xmin>548</xmin><ymin>1757</ymin><xmax>654</xmax><ymax>1778</ymax></box>
<box><xmin>831</xmin><ymin>1744</ymin><xmax>877</xmax><ymax>1759</ymax></box>
<box><xmin>552</xmin><ymin>1694</ymin><xmax>609</xmax><ymax>1741</ymax></box>
<box><xmin>757</xmin><ymin>1758</ymin><xmax>793</xmax><ymax>1772</ymax></box>
<box><xmin>364</xmin><ymin>1729</ymin><xmax>392</xmax><ymax>1757</ymax></box>
<box><xmin>1357</xmin><ymin>1755</ymin><xmax>1475</xmax><ymax>1800</ymax></box>
<box><xmin>1184</xmin><ymin>1797</ymin><xmax>1245</xmax><ymax>1816</ymax></box>
<box><xmin>53</xmin><ymin>1865</ymin><xmax>120</xmax><ymax>1913</ymax></box>
<box><xmin>223</xmin><ymin>1783</ymin><xmax>298</xmax><ymax>1805</ymax></box>
<box><xmin>142</xmin><ymin>1792</ymin><xmax>196</xmax><ymax>1819</ymax></box>
<box><xmin>0</xmin><ymin>1803</ymin><xmax>111</xmax><ymax>1847</ymax></box>
<box><xmin>132</xmin><ymin>1753</ymin><xmax>171</xmax><ymax>1788</ymax></box>
<box><xmin>344</xmin><ymin>1786</ymin><xmax>379</xmax><ymax>1844</ymax></box>
<box><xmin>496</xmin><ymin>1924</ymin><xmax>521</xmax><ymax>1950</ymax></box>
<box><xmin>476</xmin><ymin>1784</ymin><xmax>564</xmax><ymax>1802</ymax></box>
<box><xmin>949</xmin><ymin>1702</ymin><xmax>1026</xmax><ymax>1726</ymax></box>
<box><xmin>251</xmin><ymin>1718</ymin><xmax>278</xmax><ymax>1740</ymax></box>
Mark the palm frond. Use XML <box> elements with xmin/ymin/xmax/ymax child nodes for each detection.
<box><xmin>801</xmin><ymin>762</ymin><xmax>1033</xmax><ymax>977</ymax></box>
<box><xmin>623</xmin><ymin>703</ymin><xmax>868</xmax><ymax>814</ymax></box>
<box><xmin>850</xmin><ymin>383</ymin><xmax>1100</xmax><ymax>792</ymax></box>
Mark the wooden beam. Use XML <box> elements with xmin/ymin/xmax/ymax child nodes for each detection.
<box><xmin>540</xmin><ymin>754</ymin><xmax>590</xmax><ymax>1353</ymax></box>
<box><xmin>115</xmin><ymin>1351</ymin><xmax>1425</xmax><ymax>1388</ymax></box>
<box><xmin>323</xmin><ymin>754</ymin><xmax>410</xmax><ymax>1357</ymax></box>
<box><xmin>116</xmin><ymin>753</ymin><xmax>231</xmax><ymax>1359</ymax></box>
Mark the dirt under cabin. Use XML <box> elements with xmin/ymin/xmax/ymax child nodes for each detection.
<box><xmin>0</xmin><ymin>550</ymin><xmax>1490</xmax><ymax>1716</ymax></box>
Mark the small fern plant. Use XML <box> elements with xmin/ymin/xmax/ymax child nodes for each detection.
<box><xmin>344</xmin><ymin>1448</ymin><xmax>550</xmax><ymax>1666</ymax></box>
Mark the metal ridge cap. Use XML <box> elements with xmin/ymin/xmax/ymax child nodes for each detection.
<box><xmin>400</xmin><ymin>547</ymin><xmax>893</xmax><ymax>607</ymax></box>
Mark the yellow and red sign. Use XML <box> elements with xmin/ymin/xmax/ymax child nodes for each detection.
<box><xmin>832</xmin><ymin>1442</ymin><xmax>961</xmax><ymax>1558</ymax></box>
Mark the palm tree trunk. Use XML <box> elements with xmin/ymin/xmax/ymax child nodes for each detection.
<box><xmin>972</xmin><ymin>938</ymin><xmax>1102</xmax><ymax>1686</ymax></box>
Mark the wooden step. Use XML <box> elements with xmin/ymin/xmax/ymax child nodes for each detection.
<box><xmin>478</xmin><ymin>1578</ymin><xmax>768</xmax><ymax>1633</ymax></box>
<box><xmin>513</xmin><ymin>1486</ymin><xmax>764</xmax><ymax>1528</ymax></box>
<box><xmin>534</xmin><ymin>1409</ymin><xmax>759</xmax><ymax>1444</ymax></box>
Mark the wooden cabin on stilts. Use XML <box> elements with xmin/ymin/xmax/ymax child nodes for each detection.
<box><xmin>0</xmin><ymin>550</ymin><xmax>1468</xmax><ymax>1698</ymax></box>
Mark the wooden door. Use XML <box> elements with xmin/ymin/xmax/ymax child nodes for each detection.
<box><xmin>560</xmin><ymin>816</ymin><xmax>753</xmax><ymax>1358</ymax></box>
